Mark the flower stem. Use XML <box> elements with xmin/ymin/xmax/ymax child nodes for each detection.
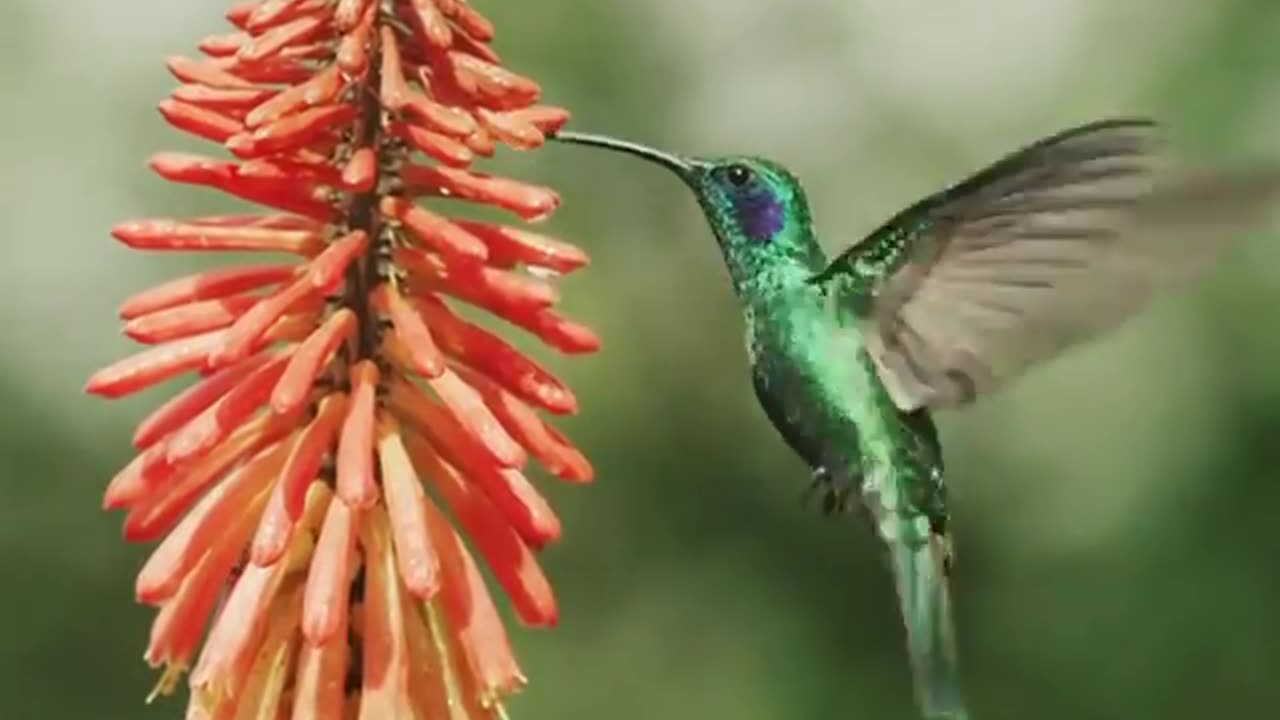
<box><xmin>344</xmin><ymin>26</ymin><xmax>386</xmax><ymax>365</ymax></box>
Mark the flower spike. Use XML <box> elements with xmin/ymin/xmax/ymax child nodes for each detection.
<box><xmin>89</xmin><ymin>2</ymin><xmax>596</xmax><ymax>715</ymax></box>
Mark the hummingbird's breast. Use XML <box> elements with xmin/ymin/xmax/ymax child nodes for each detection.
<box><xmin>746</xmin><ymin>291</ymin><xmax>901</xmax><ymax>479</ymax></box>
<box><xmin>746</xmin><ymin>285</ymin><xmax>949</xmax><ymax>544</ymax></box>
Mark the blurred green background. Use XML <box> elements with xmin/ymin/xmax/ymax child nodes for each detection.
<box><xmin>3</xmin><ymin>1</ymin><xmax>1280</xmax><ymax>718</ymax></box>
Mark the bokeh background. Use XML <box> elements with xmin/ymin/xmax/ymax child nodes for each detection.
<box><xmin>4</xmin><ymin>1</ymin><xmax>1280</xmax><ymax>718</ymax></box>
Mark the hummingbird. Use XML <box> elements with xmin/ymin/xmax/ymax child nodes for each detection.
<box><xmin>550</xmin><ymin>120</ymin><xmax>1280</xmax><ymax>719</ymax></box>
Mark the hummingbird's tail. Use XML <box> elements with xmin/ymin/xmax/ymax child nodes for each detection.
<box><xmin>887</xmin><ymin>534</ymin><xmax>969</xmax><ymax>720</ymax></box>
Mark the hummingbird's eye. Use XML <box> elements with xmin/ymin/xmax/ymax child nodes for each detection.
<box><xmin>724</xmin><ymin>164</ymin><xmax>753</xmax><ymax>187</ymax></box>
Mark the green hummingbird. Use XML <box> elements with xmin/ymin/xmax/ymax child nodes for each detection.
<box><xmin>551</xmin><ymin>120</ymin><xmax>1280</xmax><ymax>719</ymax></box>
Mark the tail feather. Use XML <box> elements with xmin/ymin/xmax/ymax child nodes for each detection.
<box><xmin>888</xmin><ymin>535</ymin><xmax>969</xmax><ymax>720</ymax></box>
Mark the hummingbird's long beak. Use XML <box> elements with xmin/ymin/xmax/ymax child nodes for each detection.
<box><xmin>550</xmin><ymin>130</ymin><xmax>697</xmax><ymax>180</ymax></box>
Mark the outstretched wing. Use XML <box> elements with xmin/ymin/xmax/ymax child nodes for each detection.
<box><xmin>816</xmin><ymin>119</ymin><xmax>1280</xmax><ymax>411</ymax></box>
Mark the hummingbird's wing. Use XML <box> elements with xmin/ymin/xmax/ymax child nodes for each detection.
<box><xmin>815</xmin><ymin>119</ymin><xmax>1280</xmax><ymax>411</ymax></box>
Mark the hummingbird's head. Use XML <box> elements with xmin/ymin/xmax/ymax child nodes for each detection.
<box><xmin>551</xmin><ymin>131</ymin><xmax>822</xmax><ymax>289</ymax></box>
<box><xmin>685</xmin><ymin>155</ymin><xmax>806</xmax><ymax>242</ymax></box>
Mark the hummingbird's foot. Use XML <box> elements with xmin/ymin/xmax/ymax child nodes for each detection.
<box><xmin>802</xmin><ymin>466</ymin><xmax>861</xmax><ymax>517</ymax></box>
<box><xmin>800</xmin><ymin>468</ymin><xmax>826</xmax><ymax>508</ymax></box>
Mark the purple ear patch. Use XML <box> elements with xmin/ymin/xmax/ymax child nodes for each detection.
<box><xmin>734</xmin><ymin>189</ymin><xmax>786</xmax><ymax>242</ymax></box>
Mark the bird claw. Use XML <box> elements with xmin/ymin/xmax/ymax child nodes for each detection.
<box><xmin>801</xmin><ymin>465</ymin><xmax>861</xmax><ymax>517</ymax></box>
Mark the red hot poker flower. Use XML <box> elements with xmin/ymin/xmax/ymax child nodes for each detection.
<box><xmin>87</xmin><ymin>1</ymin><xmax>597</xmax><ymax>716</ymax></box>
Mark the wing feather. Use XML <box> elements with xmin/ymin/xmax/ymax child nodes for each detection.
<box><xmin>821</xmin><ymin>119</ymin><xmax>1280</xmax><ymax>411</ymax></box>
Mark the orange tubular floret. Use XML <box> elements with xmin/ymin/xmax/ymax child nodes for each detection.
<box><xmin>124</xmin><ymin>295</ymin><xmax>261</xmax><ymax>344</ymax></box>
<box><xmin>521</xmin><ymin>309</ymin><xmax>602</xmax><ymax>354</ymax></box>
<box><xmin>462</xmin><ymin>125</ymin><xmax>497</xmax><ymax>157</ymax></box>
<box><xmin>238</xmin><ymin>156</ymin><xmax>345</xmax><ymax>186</ymax></box>
<box><xmin>119</xmin><ymin>264</ymin><xmax>296</xmax><ymax>320</ymax></box>
<box><xmin>507</xmin><ymin>105</ymin><xmax>573</xmax><ymax>135</ymax></box>
<box><xmin>85</xmin><ymin>330</ymin><xmax>227</xmax><ymax>398</ymax></box>
<box><xmin>112</xmin><ymin>218</ymin><xmax>326</xmax><ymax>254</ymax></box>
<box><xmin>228</xmin><ymin>104</ymin><xmax>359</xmax><ymax>159</ymax></box>
<box><xmin>103</xmin><ymin>444</ymin><xmax>181</xmax><ymax>512</ymax></box>
<box><xmin>302</xmin><ymin>495</ymin><xmax>360</xmax><ymax>644</ymax></box>
<box><xmin>475</xmin><ymin>107</ymin><xmax>544</xmax><ymax>150</ymax></box>
<box><xmin>120</xmin><ymin>448</ymin><xmax>281</xmax><ymax>543</ymax></box>
<box><xmin>190</xmin><ymin>486</ymin><xmax>329</xmax><ymax>702</ymax></box>
<box><xmin>423</xmin><ymin>496</ymin><xmax>526</xmax><ymax>699</ymax></box>
<box><xmin>425</xmin><ymin>367</ymin><xmax>526</xmax><ymax>469</ymax></box>
<box><xmin>405</xmin><ymin>433</ymin><xmax>556</xmax><ymax>627</ymax></box>
<box><xmin>235</xmin><ymin>583</ymin><xmax>305</xmax><ymax>719</ymax></box>
<box><xmin>453</xmin><ymin>365</ymin><xmax>593</xmax><ymax>482</ymax></box>
<box><xmin>188</xmin><ymin>561</ymin><xmax>285</xmax><ymax>698</ymax></box>
<box><xmin>124</xmin><ymin>417</ymin><xmax>297</xmax><ymax>542</ymax></box>
<box><xmin>446</xmin><ymin>52</ymin><xmax>539</xmax><ymax>109</ymax></box>
<box><xmin>149</xmin><ymin>153</ymin><xmax>335</xmax><ymax>220</ymax></box>
<box><xmin>210</xmin><ymin>281</ymin><xmax>311</xmax><ymax>369</ymax></box>
<box><xmin>291</xmin><ymin>618</ymin><xmax>349</xmax><ymax>720</ymax></box>
<box><xmin>272</xmin><ymin>308</ymin><xmax>356</xmax><ymax>415</ymax></box>
<box><xmin>358</xmin><ymin>504</ymin><xmax>418</xmax><ymax>719</ymax></box>
<box><xmin>243</xmin><ymin>0</ymin><xmax>308</xmax><ymax>30</ymax></box>
<box><xmin>397</xmin><ymin>245</ymin><xmax>559</xmax><ymax>316</ymax></box>
<box><xmin>449</xmin><ymin>3</ymin><xmax>495</xmax><ymax>43</ymax></box>
<box><xmin>374</xmin><ymin>283</ymin><xmax>447</xmax><ymax>378</ymax></box>
<box><xmin>380</xmin><ymin>196</ymin><xmax>488</xmax><ymax>262</ymax></box>
<box><xmin>166</xmin><ymin>351</ymin><xmax>292</xmax><ymax>465</ymax></box>
<box><xmin>171</xmin><ymin>84</ymin><xmax>278</xmax><ymax>113</ymax></box>
<box><xmin>389</xmin><ymin>120</ymin><xmax>474</xmax><ymax>167</ymax></box>
<box><xmin>386</xmin><ymin>377</ymin><xmax>559</xmax><ymax>547</ymax></box>
<box><xmin>405</xmin><ymin>0</ymin><xmax>452</xmax><ymax>48</ymax></box>
<box><xmin>144</xmin><ymin>503</ymin><xmax>259</xmax><ymax>687</ymax></box>
<box><xmin>402</xmin><ymin>593</ymin><xmax>458</xmax><ymax>718</ymax></box>
<box><xmin>232</xmin><ymin>56</ymin><xmax>318</xmax><ymax>86</ymax></box>
<box><xmin>247</xmin><ymin>64</ymin><xmax>344</xmax><ymax>127</ymax></box>
<box><xmin>238</xmin><ymin>14</ymin><xmax>328</xmax><ymax>64</ymax></box>
<box><xmin>336</xmin><ymin>361</ymin><xmax>380</xmax><ymax>508</ymax></box>
<box><xmin>223</xmin><ymin>2</ymin><xmax>256</xmax><ymax>30</ymax></box>
<box><xmin>132</xmin><ymin>353</ymin><xmax>272</xmax><ymax>450</ymax></box>
<box><xmin>254</xmin><ymin>392</ymin><xmax>349</xmax><ymax>562</ymax></box>
<box><xmin>401</xmin><ymin>164</ymin><xmax>560</xmax><ymax>221</ymax></box>
<box><xmin>455</xmin><ymin>220</ymin><xmax>588</xmax><ymax>273</ymax></box>
<box><xmin>335</xmin><ymin>0</ymin><xmax>373</xmax><ymax>30</ymax></box>
<box><xmin>305</xmin><ymin>229</ymin><xmax>369</xmax><ymax>290</ymax></box>
<box><xmin>250</xmin><ymin>0</ymin><xmax>332</xmax><ymax>31</ymax></box>
<box><xmin>158</xmin><ymin>100</ymin><xmax>244</xmax><ymax>143</ymax></box>
<box><xmin>167</xmin><ymin>55</ymin><xmax>254</xmax><ymax>89</ymax></box>
<box><xmin>342</xmin><ymin>147</ymin><xmax>378</xmax><ymax>191</ymax></box>
<box><xmin>402</xmin><ymin>91</ymin><xmax>478</xmax><ymax>138</ymax></box>
<box><xmin>190</xmin><ymin>213</ymin><xmax>323</xmax><ymax>230</ymax></box>
<box><xmin>378</xmin><ymin>25</ymin><xmax>411</xmax><ymax>111</ymax></box>
<box><xmin>413</xmin><ymin>294</ymin><xmax>578</xmax><ymax>413</ymax></box>
<box><xmin>336</xmin><ymin>0</ymin><xmax>377</xmax><ymax>73</ymax></box>
<box><xmin>198</xmin><ymin>31</ymin><xmax>248</xmax><ymax>57</ymax></box>
<box><xmin>377</xmin><ymin>416</ymin><xmax>441</xmax><ymax>600</ymax></box>
<box><xmin>136</xmin><ymin>442</ymin><xmax>287</xmax><ymax>604</ymax></box>
<box><xmin>279</xmin><ymin>395</ymin><xmax>349</xmax><ymax>523</ymax></box>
